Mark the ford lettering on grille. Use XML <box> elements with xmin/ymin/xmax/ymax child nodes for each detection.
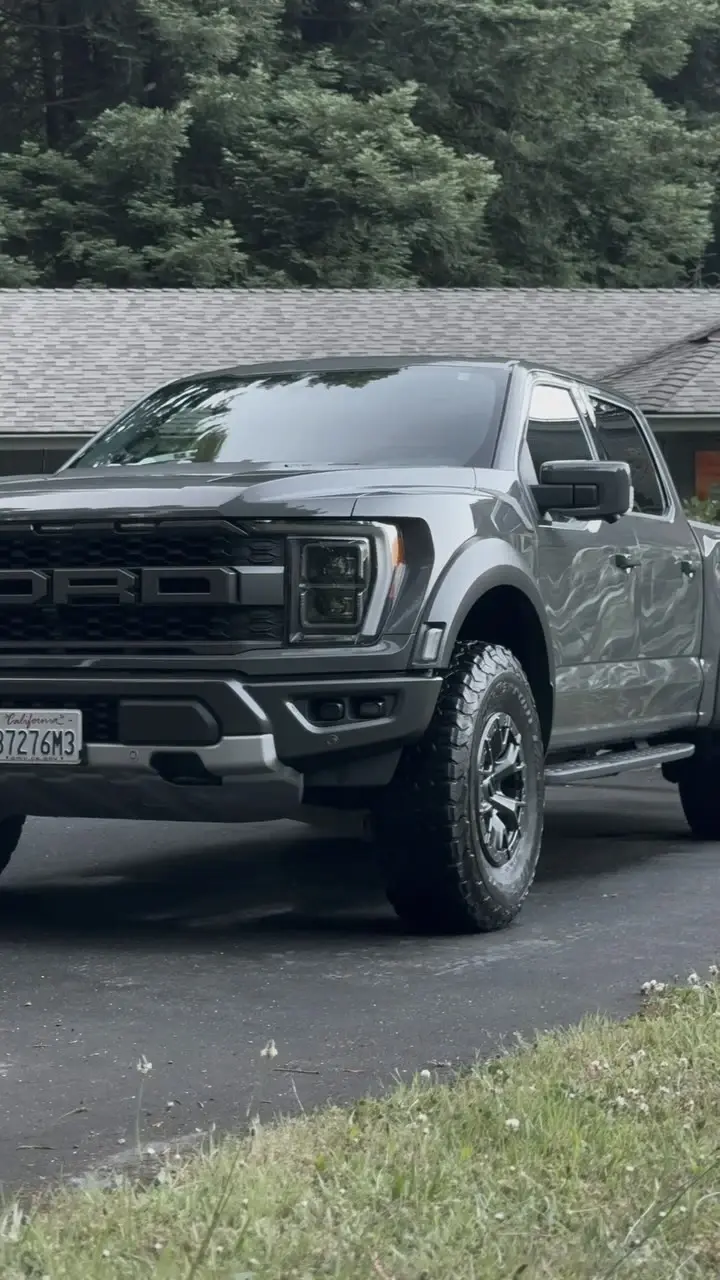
<box><xmin>0</xmin><ymin>522</ymin><xmax>286</xmax><ymax>648</ymax></box>
<box><xmin>0</xmin><ymin>567</ymin><xmax>240</xmax><ymax>606</ymax></box>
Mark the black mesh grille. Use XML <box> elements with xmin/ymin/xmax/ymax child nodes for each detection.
<box><xmin>0</xmin><ymin>696</ymin><xmax>117</xmax><ymax>742</ymax></box>
<box><xmin>0</xmin><ymin>523</ymin><xmax>285</xmax><ymax>569</ymax></box>
<box><xmin>0</xmin><ymin>605</ymin><xmax>284</xmax><ymax>647</ymax></box>
<box><xmin>0</xmin><ymin>520</ymin><xmax>286</xmax><ymax>652</ymax></box>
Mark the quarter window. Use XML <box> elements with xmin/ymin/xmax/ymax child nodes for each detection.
<box><xmin>525</xmin><ymin>385</ymin><xmax>592</xmax><ymax>480</ymax></box>
<box><xmin>591</xmin><ymin>398</ymin><xmax>665</xmax><ymax>516</ymax></box>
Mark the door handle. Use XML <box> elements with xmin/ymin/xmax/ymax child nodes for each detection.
<box><xmin>676</xmin><ymin>557</ymin><xmax>697</xmax><ymax>579</ymax></box>
<box><xmin>614</xmin><ymin>552</ymin><xmax>640</xmax><ymax>572</ymax></box>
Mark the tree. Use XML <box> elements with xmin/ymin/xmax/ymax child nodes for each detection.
<box><xmin>289</xmin><ymin>0</ymin><xmax>720</xmax><ymax>285</ymax></box>
<box><xmin>192</xmin><ymin>62</ymin><xmax>499</xmax><ymax>284</ymax></box>
<box><xmin>0</xmin><ymin>0</ymin><xmax>720</xmax><ymax>286</ymax></box>
<box><xmin>653</xmin><ymin>17</ymin><xmax>720</xmax><ymax>282</ymax></box>
<box><xmin>0</xmin><ymin>37</ymin><xmax>500</xmax><ymax>284</ymax></box>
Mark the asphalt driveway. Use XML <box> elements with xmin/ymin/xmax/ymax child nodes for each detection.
<box><xmin>0</xmin><ymin>771</ymin><xmax>716</xmax><ymax>1191</ymax></box>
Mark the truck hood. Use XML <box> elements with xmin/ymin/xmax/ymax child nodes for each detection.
<box><xmin>0</xmin><ymin>463</ymin><xmax>486</xmax><ymax>522</ymax></box>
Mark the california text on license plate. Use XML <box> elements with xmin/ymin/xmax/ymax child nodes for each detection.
<box><xmin>0</xmin><ymin>710</ymin><xmax>83</xmax><ymax>764</ymax></box>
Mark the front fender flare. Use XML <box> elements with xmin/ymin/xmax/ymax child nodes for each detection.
<box><xmin>417</xmin><ymin>537</ymin><xmax>555</xmax><ymax>685</ymax></box>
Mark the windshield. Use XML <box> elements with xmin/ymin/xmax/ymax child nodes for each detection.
<box><xmin>68</xmin><ymin>364</ymin><xmax>508</xmax><ymax>470</ymax></box>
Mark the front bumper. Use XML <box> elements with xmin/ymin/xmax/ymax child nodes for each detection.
<box><xmin>0</xmin><ymin>673</ymin><xmax>442</xmax><ymax>822</ymax></box>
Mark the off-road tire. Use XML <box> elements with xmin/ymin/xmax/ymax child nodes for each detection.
<box><xmin>374</xmin><ymin>641</ymin><xmax>544</xmax><ymax>934</ymax></box>
<box><xmin>0</xmin><ymin>815</ymin><xmax>25</xmax><ymax>878</ymax></box>
<box><xmin>676</xmin><ymin>740</ymin><xmax>720</xmax><ymax>839</ymax></box>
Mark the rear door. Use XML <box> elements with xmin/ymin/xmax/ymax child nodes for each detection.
<box><xmin>588</xmin><ymin>394</ymin><xmax>703</xmax><ymax>731</ymax></box>
<box><xmin>521</xmin><ymin>381</ymin><xmax>642</xmax><ymax>747</ymax></box>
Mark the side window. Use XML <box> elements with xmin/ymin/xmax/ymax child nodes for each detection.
<box><xmin>591</xmin><ymin>398</ymin><xmax>666</xmax><ymax>516</ymax></box>
<box><xmin>525</xmin><ymin>384</ymin><xmax>592</xmax><ymax>481</ymax></box>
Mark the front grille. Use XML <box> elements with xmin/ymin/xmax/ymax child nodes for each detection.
<box><xmin>0</xmin><ymin>519</ymin><xmax>286</xmax><ymax>652</ymax></box>
<box><xmin>0</xmin><ymin>605</ymin><xmax>284</xmax><ymax>647</ymax></box>
<box><xmin>0</xmin><ymin>524</ymin><xmax>285</xmax><ymax>569</ymax></box>
<box><xmin>0</xmin><ymin>696</ymin><xmax>117</xmax><ymax>741</ymax></box>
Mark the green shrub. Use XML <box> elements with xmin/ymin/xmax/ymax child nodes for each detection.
<box><xmin>684</xmin><ymin>496</ymin><xmax>720</xmax><ymax>523</ymax></box>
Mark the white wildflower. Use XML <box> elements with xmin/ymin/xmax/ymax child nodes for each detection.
<box><xmin>419</xmin><ymin>1069</ymin><xmax>431</xmax><ymax>1080</ymax></box>
<box><xmin>495</xmin><ymin>1212</ymin><xmax>505</xmax><ymax>1221</ymax></box>
<box><xmin>505</xmin><ymin>1117</ymin><xmax>520</xmax><ymax>1131</ymax></box>
<box><xmin>709</xmin><ymin>964</ymin><xmax>719</xmax><ymax>977</ymax></box>
<box><xmin>641</xmin><ymin>979</ymin><xmax>666</xmax><ymax>995</ymax></box>
<box><xmin>688</xmin><ymin>971</ymin><xmax>701</xmax><ymax>987</ymax></box>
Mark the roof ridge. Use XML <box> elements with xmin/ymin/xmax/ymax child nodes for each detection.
<box><xmin>2</xmin><ymin>285</ymin><xmax>720</xmax><ymax>298</ymax></box>
<box><xmin>603</xmin><ymin>319</ymin><xmax>720</xmax><ymax>380</ymax></box>
<box><xmin>645</xmin><ymin>342</ymin><xmax>717</xmax><ymax>411</ymax></box>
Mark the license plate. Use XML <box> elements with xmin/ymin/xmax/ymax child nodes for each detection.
<box><xmin>0</xmin><ymin>710</ymin><xmax>83</xmax><ymax>765</ymax></box>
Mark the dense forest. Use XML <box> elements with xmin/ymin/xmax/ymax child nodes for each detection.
<box><xmin>1</xmin><ymin>0</ymin><xmax>720</xmax><ymax>288</ymax></box>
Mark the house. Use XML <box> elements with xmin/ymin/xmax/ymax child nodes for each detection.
<box><xmin>3</xmin><ymin>286</ymin><xmax>720</xmax><ymax>498</ymax></box>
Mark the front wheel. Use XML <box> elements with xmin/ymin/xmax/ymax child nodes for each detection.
<box><xmin>373</xmin><ymin>641</ymin><xmax>544</xmax><ymax>934</ymax></box>
<box><xmin>0</xmin><ymin>815</ymin><xmax>25</xmax><ymax>879</ymax></box>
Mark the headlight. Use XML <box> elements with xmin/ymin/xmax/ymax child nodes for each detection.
<box><xmin>299</xmin><ymin>538</ymin><xmax>370</xmax><ymax>634</ymax></box>
<box><xmin>286</xmin><ymin>524</ymin><xmax>404</xmax><ymax>644</ymax></box>
<box><xmin>301</xmin><ymin>541</ymin><xmax>368</xmax><ymax>586</ymax></box>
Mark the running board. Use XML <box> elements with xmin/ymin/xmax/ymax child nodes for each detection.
<box><xmin>545</xmin><ymin>742</ymin><xmax>695</xmax><ymax>785</ymax></box>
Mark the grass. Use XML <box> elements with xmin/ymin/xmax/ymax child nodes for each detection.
<box><xmin>3</xmin><ymin>974</ymin><xmax>720</xmax><ymax>1278</ymax></box>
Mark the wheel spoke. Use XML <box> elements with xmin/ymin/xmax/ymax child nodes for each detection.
<box><xmin>490</xmin><ymin>740</ymin><xmax>522</xmax><ymax>782</ymax></box>
<box><xmin>491</xmin><ymin>791</ymin><xmax>523</xmax><ymax>823</ymax></box>
<box><xmin>474</xmin><ymin>710</ymin><xmax>527</xmax><ymax>869</ymax></box>
<box><xmin>487</xmin><ymin>809</ymin><xmax>509</xmax><ymax>861</ymax></box>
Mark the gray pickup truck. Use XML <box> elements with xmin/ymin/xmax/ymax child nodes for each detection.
<box><xmin>0</xmin><ymin>356</ymin><xmax>716</xmax><ymax>933</ymax></box>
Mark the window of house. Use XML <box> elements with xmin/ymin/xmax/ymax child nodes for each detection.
<box><xmin>590</xmin><ymin>398</ymin><xmax>666</xmax><ymax>516</ymax></box>
<box><xmin>0</xmin><ymin>446</ymin><xmax>77</xmax><ymax>477</ymax></box>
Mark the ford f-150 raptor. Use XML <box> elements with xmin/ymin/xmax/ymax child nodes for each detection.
<box><xmin>0</xmin><ymin>355</ymin><xmax>717</xmax><ymax>934</ymax></box>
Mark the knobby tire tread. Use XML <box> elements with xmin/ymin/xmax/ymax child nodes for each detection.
<box><xmin>378</xmin><ymin>641</ymin><xmax>544</xmax><ymax>934</ymax></box>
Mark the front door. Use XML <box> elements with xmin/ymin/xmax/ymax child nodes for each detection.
<box><xmin>589</xmin><ymin>394</ymin><xmax>703</xmax><ymax>734</ymax></box>
<box><xmin>522</xmin><ymin>382</ymin><xmax>644</xmax><ymax>748</ymax></box>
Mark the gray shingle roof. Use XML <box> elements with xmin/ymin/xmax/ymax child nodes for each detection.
<box><xmin>4</xmin><ymin>287</ymin><xmax>720</xmax><ymax>436</ymax></box>
<box><xmin>608</xmin><ymin>331</ymin><xmax>720</xmax><ymax>413</ymax></box>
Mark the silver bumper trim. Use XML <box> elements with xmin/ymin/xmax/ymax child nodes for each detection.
<box><xmin>0</xmin><ymin>734</ymin><xmax>304</xmax><ymax>822</ymax></box>
<box><xmin>84</xmin><ymin>733</ymin><xmax>298</xmax><ymax>781</ymax></box>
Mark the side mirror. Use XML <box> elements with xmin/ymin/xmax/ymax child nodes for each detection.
<box><xmin>531</xmin><ymin>459</ymin><xmax>632</xmax><ymax>522</ymax></box>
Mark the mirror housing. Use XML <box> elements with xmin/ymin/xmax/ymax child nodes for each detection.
<box><xmin>531</xmin><ymin>459</ymin><xmax>632</xmax><ymax>521</ymax></box>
